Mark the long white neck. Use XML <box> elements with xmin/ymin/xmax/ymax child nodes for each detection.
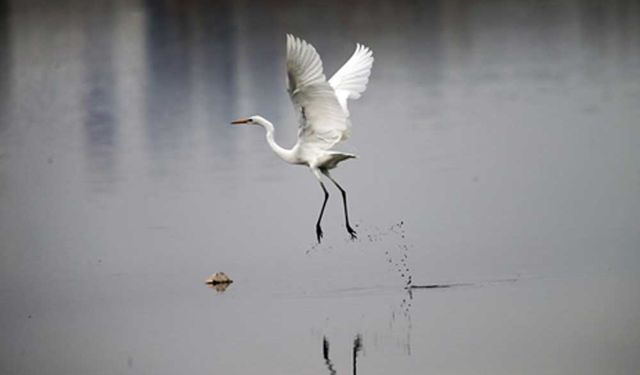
<box><xmin>256</xmin><ymin>117</ymin><xmax>296</xmax><ymax>163</ymax></box>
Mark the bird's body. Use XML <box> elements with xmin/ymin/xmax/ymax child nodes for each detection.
<box><xmin>232</xmin><ymin>35</ymin><xmax>374</xmax><ymax>242</ymax></box>
<box><xmin>250</xmin><ymin>115</ymin><xmax>356</xmax><ymax>168</ymax></box>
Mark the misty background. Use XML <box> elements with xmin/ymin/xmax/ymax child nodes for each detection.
<box><xmin>1</xmin><ymin>1</ymin><xmax>639</xmax><ymax>374</ymax></box>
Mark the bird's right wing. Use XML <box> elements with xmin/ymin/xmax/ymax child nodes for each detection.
<box><xmin>287</xmin><ymin>34</ymin><xmax>350</xmax><ymax>151</ymax></box>
<box><xmin>328</xmin><ymin>44</ymin><xmax>374</xmax><ymax>115</ymax></box>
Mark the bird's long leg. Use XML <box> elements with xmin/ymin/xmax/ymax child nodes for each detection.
<box><xmin>324</xmin><ymin>172</ymin><xmax>357</xmax><ymax>240</ymax></box>
<box><xmin>316</xmin><ymin>181</ymin><xmax>329</xmax><ymax>243</ymax></box>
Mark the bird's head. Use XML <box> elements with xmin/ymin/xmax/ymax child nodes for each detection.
<box><xmin>230</xmin><ymin>115</ymin><xmax>268</xmax><ymax>126</ymax></box>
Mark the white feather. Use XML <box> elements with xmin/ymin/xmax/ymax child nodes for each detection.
<box><xmin>286</xmin><ymin>34</ymin><xmax>350</xmax><ymax>152</ymax></box>
<box><xmin>328</xmin><ymin>43</ymin><xmax>374</xmax><ymax>115</ymax></box>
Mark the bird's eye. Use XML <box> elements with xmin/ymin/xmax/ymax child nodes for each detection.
<box><xmin>248</xmin><ymin>118</ymin><xmax>253</xmax><ymax>122</ymax></box>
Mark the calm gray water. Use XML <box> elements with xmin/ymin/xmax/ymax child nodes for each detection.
<box><xmin>1</xmin><ymin>0</ymin><xmax>640</xmax><ymax>374</ymax></box>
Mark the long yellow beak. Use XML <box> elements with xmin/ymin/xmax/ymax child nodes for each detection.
<box><xmin>231</xmin><ymin>118</ymin><xmax>250</xmax><ymax>125</ymax></box>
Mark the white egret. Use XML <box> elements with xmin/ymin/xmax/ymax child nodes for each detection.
<box><xmin>232</xmin><ymin>34</ymin><xmax>374</xmax><ymax>243</ymax></box>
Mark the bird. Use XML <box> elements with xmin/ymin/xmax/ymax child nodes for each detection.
<box><xmin>231</xmin><ymin>34</ymin><xmax>374</xmax><ymax>243</ymax></box>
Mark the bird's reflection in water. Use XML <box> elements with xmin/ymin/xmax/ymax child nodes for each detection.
<box><xmin>352</xmin><ymin>335</ymin><xmax>362</xmax><ymax>375</ymax></box>
<box><xmin>322</xmin><ymin>334</ymin><xmax>362</xmax><ymax>375</ymax></box>
<box><xmin>322</xmin><ymin>337</ymin><xmax>336</xmax><ymax>375</ymax></box>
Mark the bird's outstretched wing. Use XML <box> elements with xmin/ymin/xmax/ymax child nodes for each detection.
<box><xmin>287</xmin><ymin>34</ymin><xmax>350</xmax><ymax>151</ymax></box>
<box><xmin>328</xmin><ymin>44</ymin><xmax>374</xmax><ymax>115</ymax></box>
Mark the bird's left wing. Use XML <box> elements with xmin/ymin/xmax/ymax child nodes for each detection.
<box><xmin>286</xmin><ymin>34</ymin><xmax>350</xmax><ymax>151</ymax></box>
<box><xmin>328</xmin><ymin>43</ymin><xmax>374</xmax><ymax>115</ymax></box>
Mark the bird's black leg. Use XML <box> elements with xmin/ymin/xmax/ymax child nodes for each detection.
<box><xmin>326</xmin><ymin>174</ymin><xmax>357</xmax><ymax>240</ymax></box>
<box><xmin>316</xmin><ymin>182</ymin><xmax>329</xmax><ymax>243</ymax></box>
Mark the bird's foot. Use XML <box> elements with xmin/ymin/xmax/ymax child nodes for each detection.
<box><xmin>347</xmin><ymin>225</ymin><xmax>357</xmax><ymax>240</ymax></box>
<box><xmin>316</xmin><ymin>224</ymin><xmax>324</xmax><ymax>243</ymax></box>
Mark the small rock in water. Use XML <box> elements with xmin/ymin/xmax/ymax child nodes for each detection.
<box><xmin>205</xmin><ymin>272</ymin><xmax>233</xmax><ymax>285</ymax></box>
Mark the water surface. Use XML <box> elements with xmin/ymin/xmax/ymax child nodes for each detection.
<box><xmin>1</xmin><ymin>1</ymin><xmax>639</xmax><ymax>374</ymax></box>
